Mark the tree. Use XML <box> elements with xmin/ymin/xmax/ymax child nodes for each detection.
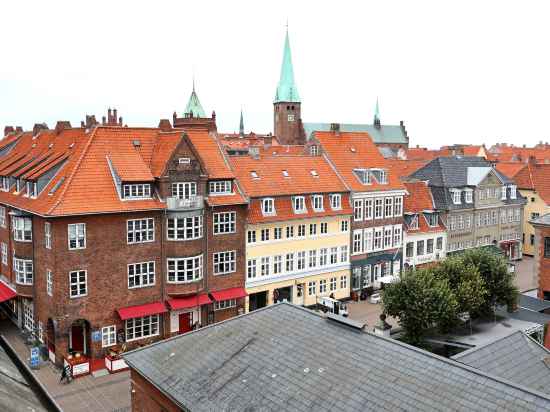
<box><xmin>382</xmin><ymin>268</ymin><xmax>459</xmax><ymax>345</ymax></box>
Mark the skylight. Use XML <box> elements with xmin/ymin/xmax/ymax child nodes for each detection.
<box><xmin>251</xmin><ymin>171</ymin><xmax>259</xmax><ymax>179</ymax></box>
<box><xmin>310</xmin><ymin>170</ymin><xmax>319</xmax><ymax>177</ymax></box>
<box><xmin>282</xmin><ymin>170</ymin><xmax>289</xmax><ymax>177</ymax></box>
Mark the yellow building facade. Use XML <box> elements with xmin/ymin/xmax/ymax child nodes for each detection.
<box><xmin>520</xmin><ymin>189</ymin><xmax>549</xmax><ymax>256</ymax></box>
<box><xmin>245</xmin><ymin>215</ymin><xmax>351</xmax><ymax>312</ymax></box>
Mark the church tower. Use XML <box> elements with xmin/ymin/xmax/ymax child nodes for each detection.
<box><xmin>273</xmin><ymin>29</ymin><xmax>305</xmax><ymax>145</ymax></box>
<box><xmin>173</xmin><ymin>81</ymin><xmax>217</xmax><ymax>132</ymax></box>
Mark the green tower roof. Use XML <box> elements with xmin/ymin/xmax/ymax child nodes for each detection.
<box><xmin>274</xmin><ymin>29</ymin><xmax>300</xmax><ymax>103</ymax></box>
<box><xmin>374</xmin><ymin>98</ymin><xmax>381</xmax><ymax>124</ymax></box>
<box><xmin>184</xmin><ymin>83</ymin><xmax>206</xmax><ymax>118</ymax></box>
<box><xmin>239</xmin><ymin>109</ymin><xmax>245</xmax><ymax>137</ymax></box>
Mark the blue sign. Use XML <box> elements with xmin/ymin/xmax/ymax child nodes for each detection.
<box><xmin>30</xmin><ymin>347</ymin><xmax>40</xmax><ymax>368</ymax></box>
<box><xmin>92</xmin><ymin>330</ymin><xmax>102</xmax><ymax>343</ymax></box>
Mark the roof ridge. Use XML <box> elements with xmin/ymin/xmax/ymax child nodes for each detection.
<box><xmin>46</xmin><ymin>128</ymin><xmax>97</xmax><ymax>215</ymax></box>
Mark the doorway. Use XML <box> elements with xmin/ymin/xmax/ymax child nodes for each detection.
<box><xmin>179</xmin><ymin>312</ymin><xmax>192</xmax><ymax>334</ymax></box>
<box><xmin>69</xmin><ymin>319</ymin><xmax>89</xmax><ymax>355</ymax></box>
<box><xmin>249</xmin><ymin>291</ymin><xmax>268</xmax><ymax>311</ymax></box>
<box><xmin>274</xmin><ymin>286</ymin><xmax>292</xmax><ymax>304</ymax></box>
<box><xmin>295</xmin><ymin>284</ymin><xmax>304</xmax><ymax>306</ymax></box>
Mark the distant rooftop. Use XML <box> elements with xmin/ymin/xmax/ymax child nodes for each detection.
<box><xmin>304</xmin><ymin>122</ymin><xmax>408</xmax><ymax>145</ymax></box>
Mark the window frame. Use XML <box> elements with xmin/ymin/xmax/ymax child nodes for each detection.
<box><xmin>12</xmin><ymin>216</ymin><xmax>32</xmax><ymax>242</ymax></box>
<box><xmin>46</xmin><ymin>270</ymin><xmax>53</xmax><ymax>297</ymax></box>
<box><xmin>127</xmin><ymin>218</ymin><xmax>155</xmax><ymax>244</ymax></box>
<box><xmin>123</xmin><ymin>183</ymin><xmax>152</xmax><ymax>199</ymax></box>
<box><xmin>68</xmin><ymin>223</ymin><xmax>86</xmax><ymax>250</ymax></box>
<box><xmin>128</xmin><ymin>261</ymin><xmax>156</xmax><ymax>289</ymax></box>
<box><xmin>293</xmin><ymin>196</ymin><xmax>306</xmax><ymax>213</ymax></box>
<box><xmin>213</xmin><ymin>250</ymin><xmax>236</xmax><ymax>275</ymax></box>
<box><xmin>14</xmin><ymin>257</ymin><xmax>33</xmax><ymax>285</ymax></box>
<box><xmin>261</xmin><ymin>198</ymin><xmax>275</xmax><ymax>216</ymax></box>
<box><xmin>312</xmin><ymin>195</ymin><xmax>324</xmax><ymax>212</ymax></box>
<box><xmin>172</xmin><ymin>181</ymin><xmax>197</xmax><ymax>200</ymax></box>
<box><xmin>102</xmin><ymin>325</ymin><xmax>116</xmax><ymax>348</ymax></box>
<box><xmin>330</xmin><ymin>194</ymin><xmax>341</xmax><ymax>210</ymax></box>
<box><xmin>167</xmin><ymin>255</ymin><xmax>203</xmax><ymax>284</ymax></box>
<box><xmin>213</xmin><ymin>211</ymin><xmax>236</xmax><ymax>235</ymax></box>
<box><xmin>167</xmin><ymin>215</ymin><xmax>203</xmax><ymax>241</ymax></box>
<box><xmin>125</xmin><ymin>314</ymin><xmax>159</xmax><ymax>342</ymax></box>
<box><xmin>69</xmin><ymin>270</ymin><xmax>87</xmax><ymax>298</ymax></box>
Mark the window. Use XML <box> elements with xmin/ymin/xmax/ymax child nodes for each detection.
<box><xmin>23</xmin><ymin>299</ymin><xmax>33</xmax><ymax>332</ymax></box>
<box><xmin>213</xmin><ymin>212</ymin><xmax>236</xmax><ymax>234</ymax></box>
<box><xmin>262</xmin><ymin>198</ymin><xmax>275</xmax><ymax>215</ymax></box>
<box><xmin>530</xmin><ymin>234</ymin><xmax>535</xmax><ymax>246</ymax></box>
<box><xmin>352</xmin><ymin>267</ymin><xmax>361</xmax><ymax>290</ymax></box>
<box><xmin>261</xmin><ymin>228</ymin><xmax>270</xmax><ymax>242</ymax></box>
<box><xmin>309</xmin><ymin>223</ymin><xmax>317</xmax><ymax>236</ymax></box>
<box><xmin>69</xmin><ymin>270</ymin><xmax>87</xmax><ymax>298</ymax></box>
<box><xmin>286</xmin><ymin>226</ymin><xmax>294</xmax><ymax>238</ymax></box>
<box><xmin>312</xmin><ymin>195</ymin><xmax>324</xmax><ymax>211</ymax></box>
<box><xmin>288</xmin><ymin>114</ymin><xmax>295</xmax><ymax>121</ymax></box>
<box><xmin>451</xmin><ymin>189</ymin><xmax>461</xmax><ymax>205</ymax></box>
<box><xmin>365</xmin><ymin>199</ymin><xmax>374</xmax><ymax>220</ymax></box>
<box><xmin>545</xmin><ymin>237</ymin><xmax>550</xmax><ymax>258</ymax></box>
<box><xmin>167</xmin><ymin>216</ymin><xmax>203</xmax><ymax>240</ymax></box>
<box><xmin>171</xmin><ymin>182</ymin><xmax>197</xmax><ymax>199</ymax></box>
<box><xmin>427</xmin><ymin>239</ymin><xmax>434</xmax><ymax>254</ymax></box>
<box><xmin>298</xmin><ymin>224</ymin><xmax>306</xmax><ymax>237</ymax></box>
<box><xmin>319</xmin><ymin>279</ymin><xmax>327</xmax><ymax>294</ymax></box>
<box><xmin>274</xmin><ymin>227</ymin><xmax>282</xmax><ymax>239</ymax></box>
<box><xmin>514</xmin><ymin>208</ymin><xmax>521</xmax><ymax>222</ymax></box>
<box><xmin>384</xmin><ymin>198</ymin><xmax>393</xmax><ymax>218</ymax></box>
<box><xmin>353</xmin><ymin>230</ymin><xmax>363</xmax><ymax>254</ymax></box>
<box><xmin>406</xmin><ymin>242</ymin><xmax>414</xmax><ymax>258</ymax></box>
<box><xmin>353</xmin><ymin>199</ymin><xmax>363</xmax><ymax>221</ymax></box>
<box><xmin>354</xmin><ymin>169</ymin><xmax>371</xmax><ymax>185</ymax></box>
<box><xmin>378</xmin><ymin>170</ymin><xmax>388</xmax><ymax>184</ymax></box>
<box><xmin>126</xmin><ymin>314</ymin><xmax>159</xmax><ymax>341</ymax></box>
<box><xmin>465</xmin><ymin>215</ymin><xmax>471</xmax><ymax>228</ymax></box>
<box><xmin>393</xmin><ymin>225</ymin><xmax>402</xmax><ymax>247</ymax></box>
<box><xmin>0</xmin><ymin>207</ymin><xmax>5</xmax><ymax>227</ymax></box>
<box><xmin>409</xmin><ymin>214</ymin><xmax>419</xmax><ymax>230</ymax></box>
<box><xmin>102</xmin><ymin>325</ymin><xmax>116</xmax><ymax>348</ymax></box>
<box><xmin>297</xmin><ymin>251</ymin><xmax>306</xmax><ymax>270</ymax></box>
<box><xmin>178</xmin><ymin>157</ymin><xmax>191</xmax><ymax>164</ymax></box>
<box><xmin>330</xmin><ymin>247</ymin><xmax>338</xmax><ymax>264</ymax></box>
<box><xmin>417</xmin><ymin>241</ymin><xmax>425</xmax><ymax>256</ymax></box>
<box><xmin>1</xmin><ymin>177</ymin><xmax>9</xmax><ymax>191</ymax></box>
<box><xmin>247</xmin><ymin>259</ymin><xmax>257</xmax><ymax>279</ymax></box>
<box><xmin>508</xmin><ymin>209</ymin><xmax>514</xmax><ymax>223</ymax></box>
<box><xmin>500</xmin><ymin>210</ymin><xmax>507</xmax><ymax>224</ymax></box>
<box><xmin>47</xmin><ymin>270</ymin><xmax>53</xmax><ymax>296</ymax></box>
<box><xmin>532</xmin><ymin>212</ymin><xmax>541</xmax><ymax>220</ymax></box>
<box><xmin>457</xmin><ymin>215</ymin><xmax>464</xmax><ymax>230</ymax></box>
<box><xmin>261</xmin><ymin>257</ymin><xmax>270</xmax><ymax>276</ymax></box>
<box><xmin>285</xmin><ymin>253</ymin><xmax>294</xmax><ymax>272</ymax></box>
<box><xmin>374</xmin><ymin>227</ymin><xmax>383</xmax><ymax>250</ymax></box>
<box><xmin>44</xmin><ymin>222</ymin><xmax>52</xmax><ymax>249</ymax></box>
<box><xmin>14</xmin><ymin>258</ymin><xmax>33</xmax><ymax>285</ymax></box>
<box><xmin>123</xmin><ymin>184</ymin><xmax>151</xmax><ymax>199</ymax></box>
<box><xmin>308</xmin><ymin>250</ymin><xmax>317</xmax><ymax>268</ymax></box>
<box><xmin>1</xmin><ymin>242</ymin><xmax>6</xmax><ymax>265</ymax></box>
<box><xmin>128</xmin><ymin>261</ymin><xmax>155</xmax><ymax>289</ymax></box>
<box><xmin>341</xmin><ymin>220</ymin><xmax>349</xmax><ymax>232</ymax></box>
<box><xmin>213</xmin><ymin>251</ymin><xmax>236</xmax><ymax>275</ymax></box>
<box><xmin>214</xmin><ymin>299</ymin><xmax>236</xmax><ymax>311</ymax></box>
<box><xmin>167</xmin><ymin>255</ymin><xmax>203</xmax><ymax>283</ymax></box>
<box><xmin>68</xmin><ymin>223</ymin><xmax>86</xmax><ymax>250</ymax></box>
<box><xmin>394</xmin><ymin>197</ymin><xmax>403</xmax><ymax>217</ymax></box>
<box><xmin>26</xmin><ymin>181</ymin><xmax>37</xmax><ymax>198</ymax></box>
<box><xmin>501</xmin><ymin>186</ymin><xmax>507</xmax><ymax>200</ymax></box>
<box><xmin>209</xmin><ymin>180</ymin><xmax>232</xmax><ymax>195</ymax></box>
<box><xmin>293</xmin><ymin>196</ymin><xmax>306</xmax><ymax>213</ymax></box>
<box><xmin>364</xmin><ymin>228</ymin><xmax>373</xmax><ymax>252</ymax></box>
<box><xmin>340</xmin><ymin>245</ymin><xmax>348</xmax><ymax>263</ymax></box>
<box><xmin>12</xmin><ymin>216</ymin><xmax>32</xmax><ymax>242</ymax></box>
<box><xmin>273</xmin><ymin>255</ymin><xmax>282</xmax><ymax>274</ymax></box>
<box><xmin>308</xmin><ymin>281</ymin><xmax>316</xmax><ymax>296</ymax></box>
<box><xmin>320</xmin><ymin>248</ymin><xmax>328</xmax><ymax>266</ymax></box>
<box><xmin>374</xmin><ymin>198</ymin><xmax>384</xmax><ymax>219</ymax></box>
<box><xmin>320</xmin><ymin>222</ymin><xmax>328</xmax><ymax>234</ymax></box>
<box><xmin>127</xmin><ymin>218</ymin><xmax>154</xmax><ymax>243</ymax></box>
<box><xmin>310</xmin><ymin>145</ymin><xmax>318</xmax><ymax>155</ymax></box>
<box><xmin>330</xmin><ymin>194</ymin><xmax>341</xmax><ymax>209</ymax></box>
<box><xmin>464</xmin><ymin>189</ymin><xmax>472</xmax><ymax>203</ymax></box>
<box><xmin>491</xmin><ymin>210</ymin><xmax>498</xmax><ymax>225</ymax></box>
<box><xmin>330</xmin><ymin>277</ymin><xmax>337</xmax><ymax>291</ymax></box>
<box><xmin>15</xmin><ymin>179</ymin><xmax>21</xmax><ymax>193</ymax></box>
<box><xmin>247</xmin><ymin>230</ymin><xmax>256</xmax><ymax>243</ymax></box>
<box><xmin>384</xmin><ymin>227</ymin><xmax>392</xmax><ymax>249</ymax></box>
<box><xmin>510</xmin><ymin>185</ymin><xmax>517</xmax><ymax>199</ymax></box>
<box><xmin>426</xmin><ymin>213</ymin><xmax>438</xmax><ymax>227</ymax></box>
<box><xmin>340</xmin><ymin>275</ymin><xmax>347</xmax><ymax>289</ymax></box>
<box><xmin>436</xmin><ymin>237</ymin><xmax>443</xmax><ymax>250</ymax></box>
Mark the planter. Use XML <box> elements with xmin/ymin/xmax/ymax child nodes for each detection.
<box><xmin>64</xmin><ymin>355</ymin><xmax>90</xmax><ymax>378</ymax></box>
<box><xmin>105</xmin><ymin>354</ymin><xmax>129</xmax><ymax>373</ymax></box>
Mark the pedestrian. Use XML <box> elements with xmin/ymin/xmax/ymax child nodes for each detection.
<box><xmin>60</xmin><ymin>365</ymin><xmax>71</xmax><ymax>384</ymax></box>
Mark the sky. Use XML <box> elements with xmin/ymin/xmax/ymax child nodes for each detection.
<box><xmin>1</xmin><ymin>0</ymin><xmax>550</xmax><ymax>148</ymax></box>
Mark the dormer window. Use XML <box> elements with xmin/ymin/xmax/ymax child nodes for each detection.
<box><xmin>510</xmin><ymin>185</ymin><xmax>517</xmax><ymax>199</ymax></box>
<box><xmin>408</xmin><ymin>214</ymin><xmax>419</xmax><ymax>230</ymax></box>
<box><xmin>209</xmin><ymin>180</ymin><xmax>232</xmax><ymax>195</ymax></box>
<box><xmin>425</xmin><ymin>212</ymin><xmax>439</xmax><ymax>227</ymax></box>
<box><xmin>282</xmin><ymin>170</ymin><xmax>289</xmax><ymax>178</ymax></box>
<box><xmin>310</xmin><ymin>146</ymin><xmax>318</xmax><ymax>156</ymax></box>
<box><xmin>172</xmin><ymin>182</ymin><xmax>196</xmax><ymax>200</ymax></box>
<box><xmin>353</xmin><ymin>169</ymin><xmax>371</xmax><ymax>185</ymax></box>
<box><xmin>123</xmin><ymin>183</ymin><xmax>151</xmax><ymax>199</ymax></box>
<box><xmin>26</xmin><ymin>182</ymin><xmax>37</xmax><ymax>198</ymax></box>
<box><xmin>293</xmin><ymin>196</ymin><xmax>306</xmax><ymax>213</ymax></box>
<box><xmin>312</xmin><ymin>195</ymin><xmax>324</xmax><ymax>212</ymax></box>
<box><xmin>377</xmin><ymin>170</ymin><xmax>388</xmax><ymax>184</ymax></box>
<box><xmin>262</xmin><ymin>198</ymin><xmax>275</xmax><ymax>216</ymax></box>
<box><xmin>15</xmin><ymin>179</ymin><xmax>21</xmax><ymax>194</ymax></box>
<box><xmin>1</xmin><ymin>177</ymin><xmax>9</xmax><ymax>192</ymax></box>
<box><xmin>450</xmin><ymin>189</ymin><xmax>461</xmax><ymax>205</ymax></box>
<box><xmin>330</xmin><ymin>194</ymin><xmax>341</xmax><ymax>210</ymax></box>
<box><xmin>465</xmin><ymin>189</ymin><xmax>473</xmax><ymax>203</ymax></box>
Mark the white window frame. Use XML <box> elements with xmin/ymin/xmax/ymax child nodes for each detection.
<box><xmin>247</xmin><ymin>230</ymin><xmax>256</xmax><ymax>244</ymax></box>
<box><xmin>374</xmin><ymin>198</ymin><xmax>384</xmax><ymax>219</ymax></box>
<box><xmin>384</xmin><ymin>197</ymin><xmax>394</xmax><ymax>218</ymax></box>
<box><xmin>374</xmin><ymin>227</ymin><xmax>383</xmax><ymax>250</ymax></box>
<box><xmin>261</xmin><ymin>198</ymin><xmax>275</xmax><ymax>216</ymax></box>
<box><xmin>12</xmin><ymin>216</ymin><xmax>32</xmax><ymax>242</ymax></box>
<box><xmin>353</xmin><ymin>230</ymin><xmax>363</xmax><ymax>254</ymax></box>
<box><xmin>209</xmin><ymin>180</ymin><xmax>232</xmax><ymax>195</ymax></box>
<box><xmin>451</xmin><ymin>189</ymin><xmax>461</xmax><ymax>205</ymax></box>
<box><xmin>68</xmin><ymin>223</ymin><xmax>86</xmax><ymax>250</ymax></box>
<box><xmin>293</xmin><ymin>196</ymin><xmax>306</xmax><ymax>213</ymax></box>
<box><xmin>213</xmin><ymin>251</ymin><xmax>236</xmax><ymax>275</ymax></box>
<box><xmin>365</xmin><ymin>199</ymin><xmax>374</xmax><ymax>220</ymax></box>
<box><xmin>273</xmin><ymin>255</ymin><xmax>282</xmax><ymax>274</ymax></box>
<box><xmin>172</xmin><ymin>182</ymin><xmax>197</xmax><ymax>200</ymax></box>
<box><xmin>501</xmin><ymin>186</ymin><xmax>507</xmax><ymax>200</ymax></box>
<box><xmin>127</xmin><ymin>218</ymin><xmax>155</xmax><ymax>244</ymax></box>
<box><xmin>319</xmin><ymin>279</ymin><xmax>327</xmax><ymax>294</ymax></box>
<box><xmin>393</xmin><ymin>225</ymin><xmax>402</xmax><ymax>247</ymax></box>
<box><xmin>102</xmin><ymin>325</ymin><xmax>116</xmax><ymax>348</ymax></box>
<box><xmin>0</xmin><ymin>207</ymin><xmax>5</xmax><ymax>228</ymax></box>
<box><xmin>394</xmin><ymin>197</ymin><xmax>403</xmax><ymax>217</ymax></box>
<box><xmin>167</xmin><ymin>216</ymin><xmax>203</xmax><ymax>241</ymax></box>
<box><xmin>213</xmin><ymin>212</ymin><xmax>236</xmax><ymax>234</ymax></box>
<box><xmin>261</xmin><ymin>256</ymin><xmax>270</xmax><ymax>276</ymax></box>
<box><xmin>510</xmin><ymin>185</ymin><xmax>517</xmax><ymax>199</ymax></box>
<box><xmin>330</xmin><ymin>194</ymin><xmax>341</xmax><ymax>210</ymax></box>
<box><xmin>247</xmin><ymin>259</ymin><xmax>257</xmax><ymax>279</ymax></box>
<box><xmin>128</xmin><ymin>261</ymin><xmax>156</xmax><ymax>289</ymax></box>
<box><xmin>214</xmin><ymin>299</ymin><xmax>236</xmax><ymax>311</ymax></box>
<box><xmin>341</xmin><ymin>220</ymin><xmax>349</xmax><ymax>232</ymax></box>
<box><xmin>465</xmin><ymin>189</ymin><xmax>473</xmax><ymax>203</ymax></box>
<box><xmin>340</xmin><ymin>275</ymin><xmax>347</xmax><ymax>289</ymax></box>
<box><xmin>167</xmin><ymin>255</ymin><xmax>203</xmax><ymax>283</ymax></box>
<box><xmin>320</xmin><ymin>222</ymin><xmax>328</xmax><ymax>234</ymax></box>
<box><xmin>44</xmin><ymin>222</ymin><xmax>51</xmax><ymax>249</ymax></box>
<box><xmin>261</xmin><ymin>228</ymin><xmax>270</xmax><ymax>242</ymax></box>
<box><xmin>312</xmin><ymin>195</ymin><xmax>324</xmax><ymax>212</ymax></box>
<box><xmin>353</xmin><ymin>199</ymin><xmax>364</xmax><ymax>221</ymax></box>
<box><xmin>1</xmin><ymin>242</ymin><xmax>7</xmax><ymax>265</ymax></box>
<box><xmin>47</xmin><ymin>270</ymin><xmax>53</xmax><ymax>296</ymax></box>
<box><xmin>364</xmin><ymin>228</ymin><xmax>374</xmax><ymax>252</ymax></box>
<box><xmin>383</xmin><ymin>226</ymin><xmax>393</xmax><ymax>249</ymax></box>
<box><xmin>69</xmin><ymin>270</ymin><xmax>87</xmax><ymax>298</ymax></box>
<box><xmin>308</xmin><ymin>281</ymin><xmax>316</xmax><ymax>296</ymax></box>
<box><xmin>123</xmin><ymin>183</ymin><xmax>152</xmax><ymax>199</ymax></box>
<box><xmin>14</xmin><ymin>257</ymin><xmax>33</xmax><ymax>285</ymax></box>
<box><xmin>126</xmin><ymin>314</ymin><xmax>159</xmax><ymax>342</ymax></box>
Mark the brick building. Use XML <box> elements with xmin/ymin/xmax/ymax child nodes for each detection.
<box><xmin>531</xmin><ymin>214</ymin><xmax>550</xmax><ymax>301</ymax></box>
<box><xmin>0</xmin><ymin>115</ymin><xmax>247</xmax><ymax>374</ymax></box>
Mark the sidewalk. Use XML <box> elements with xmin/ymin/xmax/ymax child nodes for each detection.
<box><xmin>0</xmin><ymin>320</ymin><xmax>131</xmax><ymax>412</ymax></box>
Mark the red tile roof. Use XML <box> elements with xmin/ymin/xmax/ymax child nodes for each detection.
<box><xmin>314</xmin><ymin>131</ymin><xmax>405</xmax><ymax>192</ymax></box>
<box><xmin>514</xmin><ymin>163</ymin><xmax>550</xmax><ymax>204</ymax></box>
<box><xmin>403</xmin><ymin>181</ymin><xmax>445</xmax><ymax>234</ymax></box>
<box><xmin>206</xmin><ymin>193</ymin><xmax>247</xmax><ymax>207</ymax></box>
<box><xmin>495</xmin><ymin>162</ymin><xmax>526</xmax><ymax>179</ymax></box>
<box><xmin>185</xmin><ymin>129</ymin><xmax>234</xmax><ymax>179</ymax></box>
<box><xmin>387</xmin><ymin>159</ymin><xmax>428</xmax><ymax>180</ymax></box>
<box><xmin>406</xmin><ymin>147</ymin><xmax>446</xmax><ymax>161</ymax></box>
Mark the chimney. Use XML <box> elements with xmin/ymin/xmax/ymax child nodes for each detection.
<box><xmin>263</xmin><ymin>135</ymin><xmax>273</xmax><ymax>147</ymax></box>
<box><xmin>32</xmin><ymin>123</ymin><xmax>49</xmax><ymax>137</ymax></box>
<box><xmin>83</xmin><ymin>115</ymin><xmax>98</xmax><ymax>130</ymax></box>
<box><xmin>330</xmin><ymin>123</ymin><xmax>340</xmax><ymax>132</ymax></box>
<box><xmin>523</xmin><ymin>144</ymin><xmax>526</xmax><ymax>148</ymax></box>
<box><xmin>158</xmin><ymin>119</ymin><xmax>172</xmax><ymax>132</ymax></box>
<box><xmin>249</xmin><ymin>146</ymin><xmax>260</xmax><ymax>159</ymax></box>
<box><xmin>54</xmin><ymin>121</ymin><xmax>72</xmax><ymax>135</ymax></box>
<box><xmin>173</xmin><ymin>111</ymin><xmax>177</xmax><ymax>124</ymax></box>
<box><xmin>15</xmin><ymin>126</ymin><xmax>23</xmax><ymax>133</ymax></box>
<box><xmin>528</xmin><ymin>155</ymin><xmax>537</xmax><ymax>165</ymax></box>
<box><xmin>3</xmin><ymin>126</ymin><xmax>14</xmax><ymax>136</ymax></box>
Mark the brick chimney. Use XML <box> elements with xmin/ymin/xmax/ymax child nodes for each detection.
<box><xmin>15</xmin><ymin>126</ymin><xmax>23</xmax><ymax>133</ymax></box>
<box><xmin>3</xmin><ymin>126</ymin><xmax>14</xmax><ymax>136</ymax></box>
<box><xmin>54</xmin><ymin>121</ymin><xmax>72</xmax><ymax>135</ymax></box>
<box><xmin>158</xmin><ymin>119</ymin><xmax>172</xmax><ymax>132</ymax></box>
<box><xmin>102</xmin><ymin>108</ymin><xmax>123</xmax><ymax>126</ymax></box>
<box><xmin>32</xmin><ymin>123</ymin><xmax>49</xmax><ymax>137</ymax></box>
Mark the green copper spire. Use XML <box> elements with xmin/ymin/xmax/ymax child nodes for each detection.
<box><xmin>374</xmin><ymin>97</ymin><xmax>381</xmax><ymax>128</ymax></box>
<box><xmin>239</xmin><ymin>108</ymin><xmax>245</xmax><ymax>137</ymax></box>
<box><xmin>184</xmin><ymin>80</ymin><xmax>206</xmax><ymax>118</ymax></box>
<box><xmin>274</xmin><ymin>28</ymin><xmax>300</xmax><ymax>103</ymax></box>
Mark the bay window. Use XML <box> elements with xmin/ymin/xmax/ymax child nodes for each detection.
<box><xmin>167</xmin><ymin>255</ymin><xmax>203</xmax><ymax>283</ymax></box>
<box><xmin>13</xmin><ymin>216</ymin><xmax>32</xmax><ymax>242</ymax></box>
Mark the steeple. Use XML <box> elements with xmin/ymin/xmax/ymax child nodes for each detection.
<box><xmin>274</xmin><ymin>27</ymin><xmax>300</xmax><ymax>103</ymax></box>
<box><xmin>374</xmin><ymin>97</ymin><xmax>381</xmax><ymax>129</ymax></box>
<box><xmin>239</xmin><ymin>109</ymin><xmax>245</xmax><ymax>138</ymax></box>
<box><xmin>184</xmin><ymin>80</ymin><xmax>206</xmax><ymax>118</ymax></box>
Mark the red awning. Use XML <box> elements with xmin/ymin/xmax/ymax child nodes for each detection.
<box><xmin>167</xmin><ymin>294</ymin><xmax>212</xmax><ymax>310</ymax></box>
<box><xmin>0</xmin><ymin>281</ymin><xmax>16</xmax><ymax>303</ymax></box>
<box><xmin>210</xmin><ymin>287</ymin><xmax>248</xmax><ymax>302</ymax></box>
<box><xmin>117</xmin><ymin>301</ymin><xmax>167</xmax><ymax>320</ymax></box>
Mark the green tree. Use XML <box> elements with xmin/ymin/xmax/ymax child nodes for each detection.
<box><xmin>382</xmin><ymin>268</ymin><xmax>459</xmax><ymax>345</ymax></box>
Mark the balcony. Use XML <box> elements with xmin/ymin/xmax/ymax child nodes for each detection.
<box><xmin>166</xmin><ymin>196</ymin><xmax>204</xmax><ymax>211</ymax></box>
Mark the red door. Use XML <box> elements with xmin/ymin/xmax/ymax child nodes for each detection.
<box><xmin>71</xmin><ymin>325</ymin><xmax>84</xmax><ymax>352</ymax></box>
<box><xmin>179</xmin><ymin>313</ymin><xmax>192</xmax><ymax>334</ymax></box>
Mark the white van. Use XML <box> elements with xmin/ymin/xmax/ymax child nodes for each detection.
<box><xmin>318</xmin><ymin>297</ymin><xmax>349</xmax><ymax>317</ymax></box>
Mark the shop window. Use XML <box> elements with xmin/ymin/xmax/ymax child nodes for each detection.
<box><xmin>102</xmin><ymin>325</ymin><xmax>116</xmax><ymax>348</ymax></box>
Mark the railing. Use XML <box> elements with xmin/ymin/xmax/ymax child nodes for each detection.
<box><xmin>166</xmin><ymin>196</ymin><xmax>204</xmax><ymax>211</ymax></box>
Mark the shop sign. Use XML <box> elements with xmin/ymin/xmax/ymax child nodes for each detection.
<box><xmin>72</xmin><ymin>362</ymin><xmax>89</xmax><ymax>376</ymax></box>
<box><xmin>30</xmin><ymin>347</ymin><xmax>40</xmax><ymax>369</ymax></box>
<box><xmin>91</xmin><ymin>330</ymin><xmax>101</xmax><ymax>343</ymax></box>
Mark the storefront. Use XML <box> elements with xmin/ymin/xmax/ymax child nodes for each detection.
<box><xmin>167</xmin><ymin>294</ymin><xmax>211</xmax><ymax>334</ymax></box>
<box><xmin>351</xmin><ymin>251</ymin><xmax>402</xmax><ymax>295</ymax></box>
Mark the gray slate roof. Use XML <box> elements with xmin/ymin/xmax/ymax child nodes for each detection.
<box><xmin>303</xmin><ymin>122</ymin><xmax>408</xmax><ymax>144</ymax></box>
<box><xmin>124</xmin><ymin>303</ymin><xmax>550</xmax><ymax>412</ymax></box>
<box><xmin>531</xmin><ymin>213</ymin><xmax>550</xmax><ymax>227</ymax></box>
<box><xmin>453</xmin><ymin>331</ymin><xmax>550</xmax><ymax>395</ymax></box>
<box><xmin>519</xmin><ymin>295</ymin><xmax>550</xmax><ymax>312</ymax></box>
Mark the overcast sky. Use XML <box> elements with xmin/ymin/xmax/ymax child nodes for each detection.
<box><xmin>1</xmin><ymin>0</ymin><xmax>549</xmax><ymax>148</ymax></box>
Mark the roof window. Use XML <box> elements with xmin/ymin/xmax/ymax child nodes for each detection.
<box><xmin>282</xmin><ymin>170</ymin><xmax>289</xmax><ymax>178</ymax></box>
<box><xmin>251</xmin><ymin>171</ymin><xmax>259</xmax><ymax>179</ymax></box>
<box><xmin>310</xmin><ymin>170</ymin><xmax>319</xmax><ymax>177</ymax></box>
